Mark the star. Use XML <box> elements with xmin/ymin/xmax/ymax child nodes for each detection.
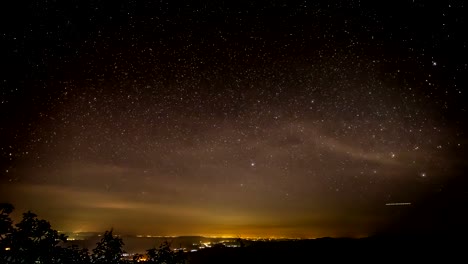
<box><xmin>0</xmin><ymin>1</ymin><xmax>465</xmax><ymax>239</ymax></box>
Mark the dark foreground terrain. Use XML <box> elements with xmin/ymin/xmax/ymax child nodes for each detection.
<box><xmin>187</xmin><ymin>236</ymin><xmax>464</xmax><ymax>264</ymax></box>
<box><xmin>1</xmin><ymin>202</ymin><xmax>466</xmax><ymax>263</ymax></box>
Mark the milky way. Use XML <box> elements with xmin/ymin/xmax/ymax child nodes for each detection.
<box><xmin>1</xmin><ymin>2</ymin><xmax>467</xmax><ymax>237</ymax></box>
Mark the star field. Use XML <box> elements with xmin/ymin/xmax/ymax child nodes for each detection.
<box><xmin>1</xmin><ymin>1</ymin><xmax>467</xmax><ymax>237</ymax></box>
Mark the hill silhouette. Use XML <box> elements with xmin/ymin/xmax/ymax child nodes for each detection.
<box><xmin>1</xmin><ymin>203</ymin><xmax>467</xmax><ymax>263</ymax></box>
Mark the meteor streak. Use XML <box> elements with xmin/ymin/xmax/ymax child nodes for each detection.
<box><xmin>385</xmin><ymin>202</ymin><xmax>412</xmax><ymax>206</ymax></box>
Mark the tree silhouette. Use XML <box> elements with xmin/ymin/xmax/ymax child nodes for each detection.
<box><xmin>0</xmin><ymin>203</ymin><xmax>14</xmax><ymax>262</ymax></box>
<box><xmin>1</xmin><ymin>204</ymin><xmax>191</xmax><ymax>263</ymax></box>
<box><xmin>132</xmin><ymin>253</ymin><xmax>144</xmax><ymax>263</ymax></box>
<box><xmin>92</xmin><ymin>229</ymin><xmax>125</xmax><ymax>264</ymax></box>
<box><xmin>146</xmin><ymin>240</ymin><xmax>185</xmax><ymax>264</ymax></box>
<box><xmin>5</xmin><ymin>210</ymin><xmax>67</xmax><ymax>263</ymax></box>
<box><xmin>61</xmin><ymin>245</ymin><xmax>92</xmax><ymax>264</ymax></box>
<box><xmin>0</xmin><ymin>203</ymin><xmax>14</xmax><ymax>240</ymax></box>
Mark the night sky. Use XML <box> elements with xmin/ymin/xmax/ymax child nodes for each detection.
<box><xmin>1</xmin><ymin>1</ymin><xmax>467</xmax><ymax>238</ymax></box>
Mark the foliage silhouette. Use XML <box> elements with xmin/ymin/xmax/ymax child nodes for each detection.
<box><xmin>0</xmin><ymin>203</ymin><xmax>462</xmax><ymax>263</ymax></box>
<box><xmin>0</xmin><ymin>203</ymin><xmax>14</xmax><ymax>263</ymax></box>
<box><xmin>92</xmin><ymin>229</ymin><xmax>125</xmax><ymax>264</ymax></box>
<box><xmin>3</xmin><ymin>208</ymin><xmax>67</xmax><ymax>264</ymax></box>
<box><xmin>0</xmin><ymin>204</ymin><xmax>189</xmax><ymax>263</ymax></box>
<box><xmin>0</xmin><ymin>203</ymin><xmax>14</xmax><ymax>240</ymax></box>
<box><xmin>61</xmin><ymin>245</ymin><xmax>92</xmax><ymax>264</ymax></box>
<box><xmin>131</xmin><ymin>253</ymin><xmax>144</xmax><ymax>263</ymax></box>
<box><xmin>146</xmin><ymin>240</ymin><xmax>185</xmax><ymax>264</ymax></box>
